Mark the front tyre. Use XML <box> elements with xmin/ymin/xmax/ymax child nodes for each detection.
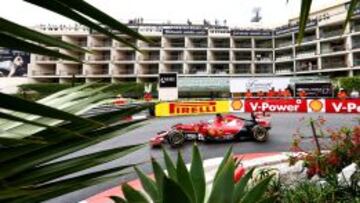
<box><xmin>252</xmin><ymin>125</ymin><xmax>269</xmax><ymax>142</ymax></box>
<box><xmin>167</xmin><ymin>130</ymin><xmax>185</xmax><ymax>148</ymax></box>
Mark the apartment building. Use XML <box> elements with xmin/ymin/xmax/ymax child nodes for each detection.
<box><xmin>29</xmin><ymin>0</ymin><xmax>360</xmax><ymax>83</ymax></box>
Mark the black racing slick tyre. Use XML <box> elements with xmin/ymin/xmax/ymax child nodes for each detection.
<box><xmin>167</xmin><ymin>130</ymin><xmax>185</xmax><ymax>148</ymax></box>
<box><xmin>252</xmin><ymin>125</ymin><xmax>269</xmax><ymax>142</ymax></box>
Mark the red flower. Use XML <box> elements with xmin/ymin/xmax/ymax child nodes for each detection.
<box><xmin>234</xmin><ymin>166</ymin><xmax>246</xmax><ymax>183</ymax></box>
<box><xmin>326</xmin><ymin>152</ymin><xmax>340</xmax><ymax>166</ymax></box>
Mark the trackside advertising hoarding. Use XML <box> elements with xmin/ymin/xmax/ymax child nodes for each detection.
<box><xmin>155</xmin><ymin>99</ymin><xmax>360</xmax><ymax>116</ymax></box>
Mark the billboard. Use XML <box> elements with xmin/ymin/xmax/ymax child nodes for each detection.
<box><xmin>0</xmin><ymin>48</ymin><xmax>30</xmax><ymax>77</ymax></box>
<box><xmin>230</xmin><ymin>29</ymin><xmax>273</xmax><ymax>37</ymax></box>
<box><xmin>294</xmin><ymin>83</ymin><xmax>333</xmax><ymax>98</ymax></box>
<box><xmin>163</xmin><ymin>28</ymin><xmax>208</xmax><ymax>36</ymax></box>
<box><xmin>159</xmin><ymin>73</ymin><xmax>177</xmax><ymax>88</ymax></box>
<box><xmin>230</xmin><ymin>78</ymin><xmax>291</xmax><ymax>93</ymax></box>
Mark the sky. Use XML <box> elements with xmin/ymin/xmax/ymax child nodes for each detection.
<box><xmin>1</xmin><ymin>0</ymin><xmax>340</xmax><ymax>28</ymax></box>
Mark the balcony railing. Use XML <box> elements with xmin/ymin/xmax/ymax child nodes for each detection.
<box><xmin>321</xmin><ymin>45</ymin><xmax>345</xmax><ymax>54</ymax></box>
<box><xmin>191</xmin><ymin>42</ymin><xmax>208</xmax><ymax>48</ymax></box>
<box><xmin>275</xmin><ymin>55</ymin><xmax>292</xmax><ymax>61</ymax></box>
<box><xmin>233</xmin><ymin>68</ymin><xmax>251</xmax><ymax>74</ymax></box>
<box><xmin>112</xmin><ymin>70</ymin><xmax>135</xmax><ymax>75</ymax></box>
<box><xmin>189</xmin><ymin>69</ymin><xmax>207</xmax><ymax>74</ymax></box>
<box><xmin>296</xmin><ymin>51</ymin><xmax>316</xmax><ymax>58</ymax></box>
<box><xmin>233</xmin><ymin>43</ymin><xmax>252</xmax><ymax>48</ymax></box>
<box><xmin>59</xmin><ymin>70</ymin><xmax>83</xmax><ymax>76</ymax></box>
<box><xmin>166</xmin><ymin>68</ymin><xmax>183</xmax><ymax>74</ymax></box>
<box><xmin>35</xmin><ymin>56</ymin><xmax>58</xmax><ymax>61</ymax></box>
<box><xmin>32</xmin><ymin>70</ymin><xmax>57</xmax><ymax>76</ymax></box>
<box><xmin>88</xmin><ymin>55</ymin><xmax>111</xmax><ymax>61</ymax></box>
<box><xmin>302</xmin><ymin>36</ymin><xmax>316</xmax><ymax>42</ymax></box>
<box><xmin>354</xmin><ymin>59</ymin><xmax>360</xmax><ymax>66</ymax></box>
<box><xmin>142</xmin><ymin>56</ymin><xmax>160</xmax><ymax>61</ymax></box>
<box><xmin>212</xmin><ymin>43</ymin><xmax>230</xmax><ymax>48</ymax></box>
<box><xmin>139</xmin><ymin>70</ymin><xmax>159</xmax><ymax>74</ymax></box>
<box><xmin>296</xmin><ymin>64</ymin><xmax>318</xmax><ymax>72</ymax></box>
<box><xmin>352</xmin><ymin>24</ymin><xmax>360</xmax><ymax>32</ymax></box>
<box><xmin>233</xmin><ymin>56</ymin><xmax>252</xmax><ymax>61</ymax></box>
<box><xmin>85</xmin><ymin>70</ymin><xmax>109</xmax><ymax>75</ymax></box>
<box><xmin>211</xmin><ymin>69</ymin><xmax>229</xmax><ymax>74</ymax></box>
<box><xmin>322</xmin><ymin>62</ymin><xmax>347</xmax><ymax>69</ymax></box>
<box><xmin>275</xmin><ymin>41</ymin><xmax>292</xmax><ymax>48</ymax></box>
<box><xmin>212</xmin><ymin>57</ymin><xmax>230</xmax><ymax>61</ymax></box>
<box><xmin>255</xmin><ymin>57</ymin><xmax>272</xmax><ymax>62</ymax></box>
<box><xmin>113</xmin><ymin>56</ymin><xmax>135</xmax><ymax>61</ymax></box>
<box><xmin>352</xmin><ymin>41</ymin><xmax>360</xmax><ymax>49</ymax></box>
<box><xmin>320</xmin><ymin>29</ymin><xmax>343</xmax><ymax>38</ymax></box>
<box><xmin>275</xmin><ymin>68</ymin><xmax>293</xmax><ymax>74</ymax></box>
<box><xmin>165</xmin><ymin>56</ymin><xmax>183</xmax><ymax>61</ymax></box>
<box><xmin>167</xmin><ymin>42</ymin><xmax>185</xmax><ymax>48</ymax></box>
<box><xmin>255</xmin><ymin>42</ymin><xmax>272</xmax><ymax>49</ymax></box>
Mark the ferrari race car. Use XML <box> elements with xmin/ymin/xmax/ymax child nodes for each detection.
<box><xmin>150</xmin><ymin>113</ymin><xmax>271</xmax><ymax>148</ymax></box>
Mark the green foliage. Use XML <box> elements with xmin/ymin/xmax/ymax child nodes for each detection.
<box><xmin>18</xmin><ymin>82</ymin><xmax>158</xmax><ymax>100</ymax></box>
<box><xmin>296</xmin><ymin>0</ymin><xmax>359</xmax><ymax>44</ymax></box>
<box><xmin>339</xmin><ymin>76</ymin><xmax>360</xmax><ymax>92</ymax></box>
<box><xmin>115</xmin><ymin>145</ymin><xmax>275</xmax><ymax>203</ymax></box>
<box><xmin>0</xmin><ymin>84</ymin><xmax>153</xmax><ymax>202</ymax></box>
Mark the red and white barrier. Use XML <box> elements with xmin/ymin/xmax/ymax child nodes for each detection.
<box><xmin>231</xmin><ymin>98</ymin><xmax>360</xmax><ymax>113</ymax></box>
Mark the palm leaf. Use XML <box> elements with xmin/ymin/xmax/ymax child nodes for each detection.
<box><xmin>176</xmin><ymin>151</ymin><xmax>196</xmax><ymax>202</ymax></box>
<box><xmin>0</xmin><ymin>92</ymin><xmax>102</xmax><ymax>128</ymax></box>
<box><xmin>207</xmin><ymin>156</ymin><xmax>235</xmax><ymax>203</ymax></box>
<box><xmin>134</xmin><ymin>167</ymin><xmax>160</xmax><ymax>203</ymax></box>
<box><xmin>190</xmin><ymin>144</ymin><xmax>206</xmax><ymax>203</ymax></box>
<box><xmin>7</xmin><ymin>145</ymin><xmax>143</xmax><ymax>186</ymax></box>
<box><xmin>233</xmin><ymin>168</ymin><xmax>256</xmax><ymax>203</ymax></box>
<box><xmin>122</xmin><ymin>183</ymin><xmax>149</xmax><ymax>203</ymax></box>
<box><xmin>239</xmin><ymin>175</ymin><xmax>275</xmax><ymax>203</ymax></box>
<box><xmin>162</xmin><ymin>176</ymin><xmax>191</xmax><ymax>203</ymax></box>
<box><xmin>162</xmin><ymin>148</ymin><xmax>177</xmax><ymax>181</ymax></box>
<box><xmin>345</xmin><ymin>0</ymin><xmax>359</xmax><ymax>29</ymax></box>
<box><xmin>24</xmin><ymin>0</ymin><xmax>140</xmax><ymax>51</ymax></box>
<box><xmin>0</xmin><ymin>32</ymin><xmax>79</xmax><ymax>61</ymax></box>
<box><xmin>297</xmin><ymin>0</ymin><xmax>312</xmax><ymax>44</ymax></box>
<box><xmin>0</xmin><ymin>17</ymin><xmax>88</xmax><ymax>53</ymax></box>
<box><xmin>58</xmin><ymin>0</ymin><xmax>150</xmax><ymax>43</ymax></box>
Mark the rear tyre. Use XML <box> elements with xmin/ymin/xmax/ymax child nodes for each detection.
<box><xmin>252</xmin><ymin>125</ymin><xmax>269</xmax><ymax>142</ymax></box>
<box><xmin>167</xmin><ymin>130</ymin><xmax>185</xmax><ymax>148</ymax></box>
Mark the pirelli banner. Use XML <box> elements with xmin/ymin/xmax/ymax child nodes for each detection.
<box><xmin>155</xmin><ymin>99</ymin><xmax>360</xmax><ymax>117</ymax></box>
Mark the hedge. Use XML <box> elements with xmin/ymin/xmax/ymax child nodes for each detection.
<box><xmin>338</xmin><ymin>77</ymin><xmax>360</xmax><ymax>92</ymax></box>
<box><xmin>18</xmin><ymin>82</ymin><xmax>158</xmax><ymax>100</ymax></box>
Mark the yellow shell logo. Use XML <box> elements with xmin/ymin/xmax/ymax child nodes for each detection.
<box><xmin>309</xmin><ymin>100</ymin><xmax>323</xmax><ymax>112</ymax></box>
<box><xmin>232</xmin><ymin>100</ymin><xmax>243</xmax><ymax>111</ymax></box>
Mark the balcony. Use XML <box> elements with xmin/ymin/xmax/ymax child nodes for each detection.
<box><xmin>275</xmin><ymin>67</ymin><xmax>293</xmax><ymax>74</ymax></box>
<box><xmin>296</xmin><ymin>51</ymin><xmax>316</xmax><ymax>58</ymax></box>
<box><xmin>112</xmin><ymin>69</ymin><xmax>134</xmax><ymax>75</ymax></box>
<box><xmin>164</xmin><ymin>55</ymin><xmax>183</xmax><ymax>61</ymax></box>
<box><xmin>212</xmin><ymin>39</ymin><xmax>230</xmax><ymax>48</ymax></box>
<box><xmin>212</xmin><ymin>52</ymin><xmax>230</xmax><ymax>61</ymax></box>
<box><xmin>59</xmin><ymin>70</ymin><xmax>83</xmax><ymax>76</ymax></box>
<box><xmin>85</xmin><ymin>69</ymin><xmax>109</xmax><ymax>75</ymax></box>
<box><xmin>233</xmin><ymin>64</ymin><xmax>251</xmax><ymax>74</ymax></box>
<box><xmin>321</xmin><ymin>45</ymin><xmax>345</xmax><ymax>54</ymax></box>
<box><xmin>322</xmin><ymin>62</ymin><xmax>347</xmax><ymax>69</ymax></box>
<box><xmin>255</xmin><ymin>39</ymin><xmax>272</xmax><ymax>49</ymax></box>
<box><xmin>320</xmin><ymin>29</ymin><xmax>343</xmax><ymax>39</ymax></box>
<box><xmin>233</xmin><ymin>52</ymin><xmax>252</xmax><ymax>61</ymax></box>
<box><xmin>88</xmin><ymin>54</ymin><xmax>111</xmax><ymax>61</ymax></box>
<box><xmin>192</xmin><ymin>42</ymin><xmax>208</xmax><ymax>48</ymax></box>
<box><xmin>140</xmin><ymin>69</ymin><xmax>159</xmax><ymax>75</ymax></box>
<box><xmin>275</xmin><ymin>55</ymin><xmax>292</xmax><ymax>62</ymax></box>
<box><xmin>35</xmin><ymin>56</ymin><xmax>58</xmax><ymax>61</ymax></box>
<box><xmin>233</xmin><ymin>39</ymin><xmax>252</xmax><ymax>48</ymax></box>
<box><xmin>296</xmin><ymin>60</ymin><xmax>318</xmax><ymax>72</ymax></box>
<box><xmin>255</xmin><ymin>64</ymin><xmax>273</xmax><ymax>74</ymax></box>
<box><xmin>113</xmin><ymin>55</ymin><xmax>135</xmax><ymax>61</ymax></box>
<box><xmin>211</xmin><ymin>65</ymin><xmax>229</xmax><ymax>74</ymax></box>
<box><xmin>32</xmin><ymin>70</ymin><xmax>57</xmax><ymax>76</ymax></box>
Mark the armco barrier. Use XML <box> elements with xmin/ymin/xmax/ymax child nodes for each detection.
<box><xmin>155</xmin><ymin>99</ymin><xmax>360</xmax><ymax>116</ymax></box>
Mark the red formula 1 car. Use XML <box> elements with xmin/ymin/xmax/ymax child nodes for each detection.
<box><xmin>150</xmin><ymin>113</ymin><xmax>271</xmax><ymax>148</ymax></box>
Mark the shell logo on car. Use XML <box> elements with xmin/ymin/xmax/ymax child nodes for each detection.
<box><xmin>307</xmin><ymin>99</ymin><xmax>325</xmax><ymax>113</ymax></box>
